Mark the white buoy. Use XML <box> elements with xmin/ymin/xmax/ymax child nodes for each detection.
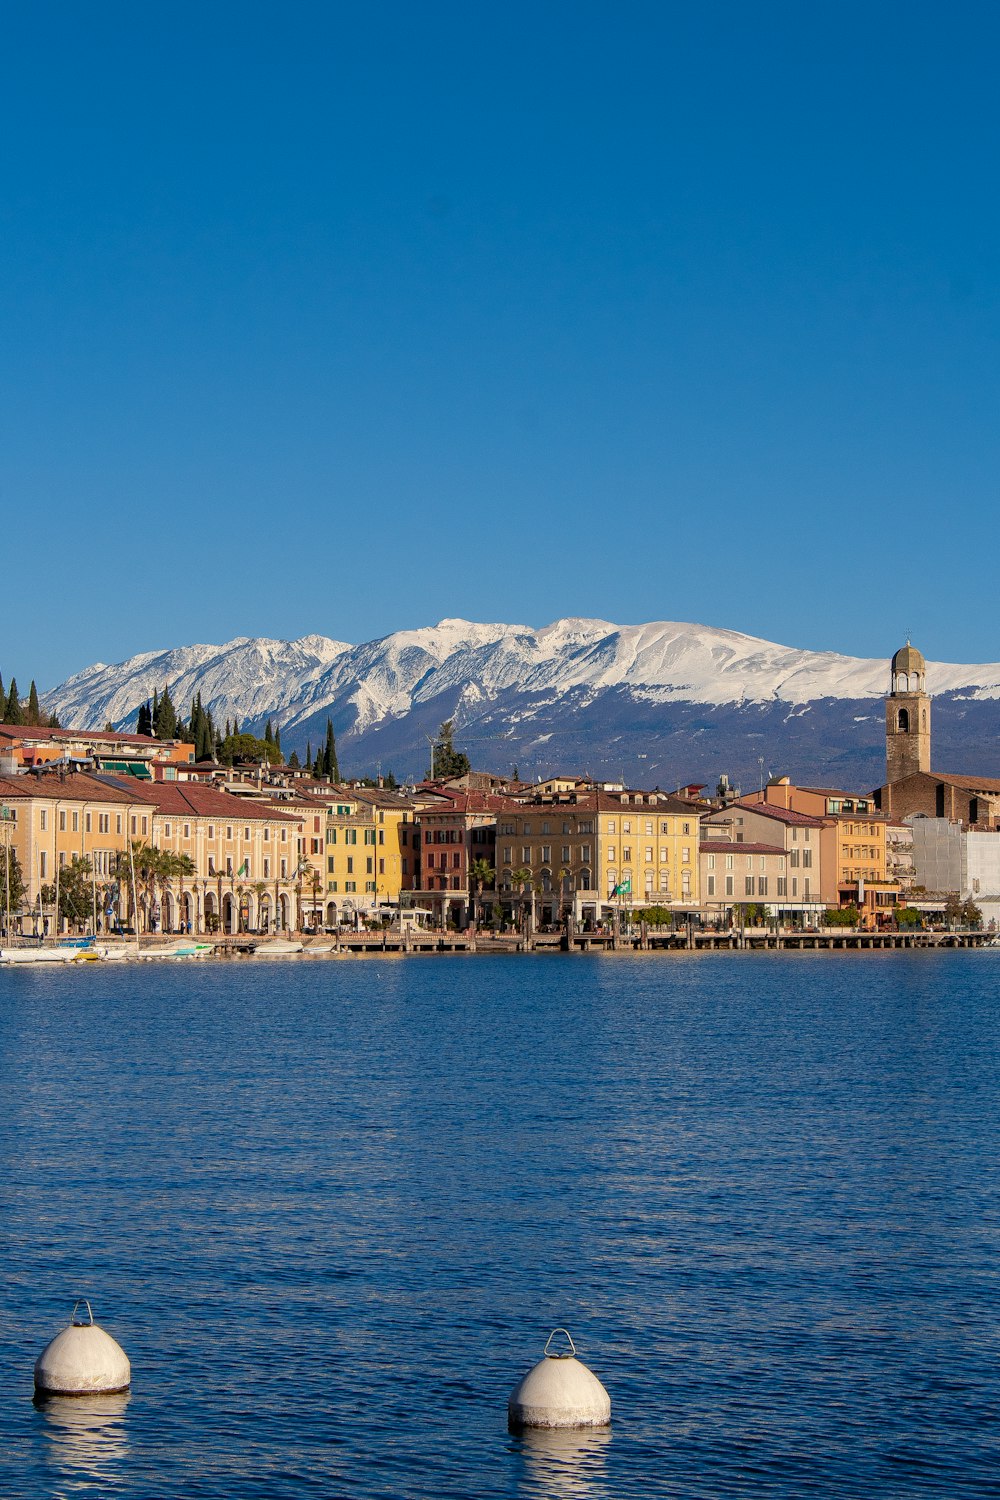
<box><xmin>508</xmin><ymin>1329</ymin><xmax>611</xmax><ymax>1430</ymax></box>
<box><xmin>34</xmin><ymin>1302</ymin><xmax>131</xmax><ymax>1397</ymax></box>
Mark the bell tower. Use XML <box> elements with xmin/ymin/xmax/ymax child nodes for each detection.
<box><xmin>885</xmin><ymin>641</ymin><xmax>931</xmax><ymax>783</ymax></box>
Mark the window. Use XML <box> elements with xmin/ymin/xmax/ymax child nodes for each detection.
<box><xmin>280</xmin><ymin>859</ymin><xmax>287</xmax><ymax>877</ymax></box>
<box><xmin>378</xmin><ymin>858</ymin><xmax>385</xmax><ymax>875</ymax></box>
<box><xmin>541</xmin><ymin>845</ymin><xmax>551</xmax><ymax>863</ymax></box>
<box><xmin>226</xmin><ymin>857</ymin><xmax>233</xmax><ymax>876</ymax></box>
<box><xmin>745</xmin><ymin>876</ymin><xmax>755</xmax><ymax>896</ymax></box>
<box><xmin>40</xmin><ymin>810</ymin><xmax>47</xmax><ymax>831</ymax></box>
<box><xmin>725</xmin><ymin>875</ymin><xmax>733</xmax><ymax>896</ymax></box>
<box><xmin>522</xmin><ymin>822</ymin><xmax>532</xmax><ymax>835</ymax></box>
<box><xmin>378</xmin><ymin>830</ymin><xmax>384</xmax><ymax>845</ymax></box>
<box><xmin>561</xmin><ymin>845</ymin><xmax>570</xmax><ymax>862</ymax></box>
<box><xmin>659</xmin><ymin>871</ymin><xmax>670</xmax><ymax>892</ymax></box>
<box><xmin>802</xmin><ymin>850</ymin><xmax>812</xmax><ymax>869</ymax></box>
<box><xmin>366</xmin><ymin>858</ymin><xmax>373</xmax><ymax>875</ymax></box>
<box><xmin>682</xmin><ymin>847</ymin><xmax>690</xmax><ymax>864</ymax></box>
<box><xmin>226</xmin><ymin>826</ymin><xmax>233</xmax><ymax>841</ymax></box>
<box><xmin>607</xmin><ymin>819</ymin><xmax>616</xmax><ymax>834</ymax></box>
<box><xmin>623</xmin><ymin>820</ymin><xmax>631</xmax><ymax>834</ymax></box>
<box><xmin>141</xmin><ymin>817</ymin><xmax>148</xmax><ymax>835</ymax></box>
<box><xmin>208</xmin><ymin>856</ymin><xmax>216</xmax><ymax>875</ymax></box>
<box><xmin>660</xmin><ymin>846</ymin><xmax>668</xmax><ymax>862</ymax></box>
<box><xmin>644</xmin><ymin>846</ymin><xmax>653</xmax><ymax>862</ymax></box>
<box><xmin>72</xmin><ymin>810</ymin><xmax>80</xmax><ymax>833</ymax></box>
<box><xmin>708</xmin><ymin>875</ymin><xmax>716</xmax><ymax>896</ymax></box>
<box><xmin>562</xmin><ymin>822</ymin><xmax>571</xmax><ymax>835</ymax></box>
<box><xmin>579</xmin><ymin>821</ymin><xmax>593</xmax><ymax>835</ymax></box>
<box><xmin>541</xmin><ymin>821</ymin><xmax>550</xmax><ymax>835</ymax></box>
<box><xmin>164</xmin><ymin>822</ymin><xmax>171</xmax><ymax>837</ymax></box>
<box><xmin>39</xmin><ymin>851</ymin><xmax>47</xmax><ymax>877</ymax></box>
<box><xmin>623</xmin><ymin>846</ymin><xmax>632</xmax><ymax>862</ymax></box>
<box><xmin>645</xmin><ymin>819</ymin><xmax>653</xmax><ymax>836</ymax></box>
<box><xmin>402</xmin><ymin>858</ymin><xmax>409</xmax><ymax>875</ymax></box>
<box><xmin>263</xmin><ymin>858</ymin><xmax>270</xmax><ymax>877</ymax></box>
<box><xmin>645</xmin><ymin>872</ymin><xmax>654</xmax><ymax>894</ymax></box>
<box><xmin>328</xmin><ymin>856</ymin><xmax>335</xmax><ymax>873</ymax></box>
<box><xmin>682</xmin><ymin>822</ymin><xmax>690</xmax><ymax>835</ymax></box>
<box><xmin>607</xmin><ymin>846</ymin><xmax>616</xmax><ymax>862</ymax></box>
<box><xmin>503</xmin><ymin>847</ymin><xmax>512</xmax><ymax>864</ymax></box>
<box><xmin>117</xmin><ymin>815</ymin><xmax>123</xmax><ymax>834</ymax></box>
<box><xmin>580</xmin><ymin>845</ymin><xmax>592</xmax><ymax>862</ymax></box>
<box><xmin>759</xmin><ymin>877</ymin><xmax>768</xmax><ymax>897</ymax></box>
<box><xmin>59</xmin><ymin>811</ymin><xmax>66</xmax><ymax>832</ymax></box>
<box><xmin>746</xmin><ymin>855</ymin><xmax>753</xmax><ymax>870</ymax></box>
<box><xmin>347</xmin><ymin>857</ymin><xmax>354</xmax><ymax>875</ymax></box>
<box><xmin>790</xmin><ymin>850</ymin><xmax>800</xmax><ymax>868</ymax></box>
<box><xmin>660</xmin><ymin>821</ymin><xmax>669</xmax><ymax>834</ymax></box>
<box><xmin>59</xmin><ymin>850</ymin><xmax>67</xmax><ymax>868</ymax></box>
<box><xmin>264</xmin><ymin>828</ymin><xmax>270</xmax><ymax>842</ymax></box>
<box><xmin>726</xmin><ymin>854</ymin><xmax>734</xmax><ymax>870</ymax></box>
<box><xmin>777</xmin><ymin>877</ymin><xmax>786</xmax><ymax>897</ymax></box>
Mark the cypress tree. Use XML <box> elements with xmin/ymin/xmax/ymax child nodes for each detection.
<box><xmin>288</xmin><ymin>750</ymin><xmax>300</xmax><ymax>770</ymax></box>
<box><xmin>27</xmin><ymin>681</ymin><xmax>40</xmax><ymax>723</ymax></box>
<box><xmin>305</xmin><ymin>741</ymin><xmax>312</xmax><ymax>772</ymax></box>
<box><xmin>275</xmin><ymin>724</ymin><xmax>281</xmax><ymax>753</ymax></box>
<box><xmin>264</xmin><ymin>720</ymin><xmax>273</xmax><ymax>745</ymax></box>
<box><xmin>154</xmin><ymin>684</ymin><xmax>177</xmax><ymax>740</ymax></box>
<box><xmin>136</xmin><ymin>699</ymin><xmax>152</xmax><ymax>736</ymax></box>
<box><xmin>5</xmin><ymin>678</ymin><xmax>22</xmax><ymax>725</ymax></box>
<box><xmin>324</xmin><ymin>718</ymin><xmax>339</xmax><ymax>783</ymax></box>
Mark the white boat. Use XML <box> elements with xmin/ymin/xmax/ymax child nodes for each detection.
<box><xmin>0</xmin><ymin>946</ymin><xmax>82</xmax><ymax>965</ymax></box>
<box><xmin>93</xmin><ymin>944</ymin><xmax>130</xmax><ymax>962</ymax></box>
<box><xmin>251</xmin><ymin>938</ymin><xmax>304</xmax><ymax>956</ymax></box>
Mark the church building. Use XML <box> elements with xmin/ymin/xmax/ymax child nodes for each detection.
<box><xmin>873</xmin><ymin>642</ymin><xmax>1000</xmax><ymax>828</ymax></box>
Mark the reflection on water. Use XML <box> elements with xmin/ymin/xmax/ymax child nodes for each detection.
<box><xmin>513</xmin><ymin>1424</ymin><xmax>612</xmax><ymax>1499</ymax></box>
<box><xmin>35</xmin><ymin>1392</ymin><xmax>130</xmax><ymax>1492</ymax></box>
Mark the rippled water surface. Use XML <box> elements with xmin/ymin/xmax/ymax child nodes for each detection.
<box><xmin>1</xmin><ymin>951</ymin><xmax>999</xmax><ymax>1497</ymax></box>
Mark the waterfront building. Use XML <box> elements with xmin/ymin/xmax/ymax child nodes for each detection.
<box><xmin>906</xmin><ymin>816</ymin><xmax>1000</xmax><ymax>929</ymax></box>
<box><xmin>699</xmin><ymin>825</ymin><xmax>789</xmax><ymax>924</ymax></box>
<box><xmin>496</xmin><ymin>787</ymin><xmax>702</xmax><ymax>927</ymax></box>
<box><xmin>701</xmin><ymin>802</ymin><xmax>826</xmax><ymax>922</ymax></box>
<box><xmin>349</xmin><ymin>786</ymin><xmax>416</xmax><ymax>911</ymax></box>
<box><xmin>0</xmin><ymin>771</ymin><xmax>148</xmax><ymax>931</ymax></box>
<box><xmin>114</xmin><ymin>780</ymin><xmax>302</xmax><ymax>934</ymax></box>
<box><xmin>410</xmin><ymin>790</ymin><xmax>505</xmax><ymax>928</ymax></box>
<box><xmin>742</xmin><ymin>779</ymin><xmax>899</xmax><ymax>920</ymax></box>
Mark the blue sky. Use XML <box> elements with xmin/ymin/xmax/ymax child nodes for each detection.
<box><xmin>3</xmin><ymin>2</ymin><xmax>999</xmax><ymax>688</ymax></box>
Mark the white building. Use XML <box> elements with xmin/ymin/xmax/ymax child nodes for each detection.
<box><xmin>907</xmin><ymin>816</ymin><xmax>1000</xmax><ymax>928</ymax></box>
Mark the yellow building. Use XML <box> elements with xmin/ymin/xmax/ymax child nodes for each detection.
<box><xmin>497</xmin><ymin>787</ymin><xmax>702</xmax><ymax>925</ymax></box>
<box><xmin>351</xmin><ymin>788</ymin><xmax>416</xmax><ymax>909</ymax></box>
<box><xmin>0</xmin><ymin>771</ymin><xmax>149</xmax><ymax>934</ymax></box>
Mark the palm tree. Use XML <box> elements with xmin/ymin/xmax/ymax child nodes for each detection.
<box><xmin>469</xmin><ymin>858</ymin><xmax>495</xmax><ymax>927</ymax></box>
<box><xmin>510</xmin><ymin>866</ymin><xmax>532</xmax><ymax>931</ymax></box>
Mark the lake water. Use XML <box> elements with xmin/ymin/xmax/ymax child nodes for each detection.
<box><xmin>1</xmin><ymin>951</ymin><xmax>999</xmax><ymax>1498</ymax></box>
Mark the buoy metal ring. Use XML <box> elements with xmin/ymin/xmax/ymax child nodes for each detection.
<box><xmin>71</xmin><ymin>1300</ymin><xmax>94</xmax><ymax>1327</ymax></box>
<box><xmin>543</xmin><ymin>1328</ymin><xmax>576</xmax><ymax>1359</ymax></box>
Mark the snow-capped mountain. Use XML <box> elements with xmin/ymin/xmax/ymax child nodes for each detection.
<box><xmin>42</xmin><ymin>618</ymin><xmax>1000</xmax><ymax>791</ymax></box>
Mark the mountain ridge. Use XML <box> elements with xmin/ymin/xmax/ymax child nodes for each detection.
<box><xmin>41</xmin><ymin>618</ymin><xmax>1000</xmax><ymax>790</ymax></box>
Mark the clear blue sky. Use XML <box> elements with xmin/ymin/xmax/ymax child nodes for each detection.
<box><xmin>3</xmin><ymin>2</ymin><xmax>999</xmax><ymax>689</ymax></box>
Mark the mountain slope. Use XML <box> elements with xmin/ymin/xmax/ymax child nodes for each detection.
<box><xmin>43</xmin><ymin>618</ymin><xmax>1000</xmax><ymax>790</ymax></box>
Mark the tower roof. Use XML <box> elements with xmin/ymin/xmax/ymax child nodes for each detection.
<box><xmin>891</xmin><ymin>641</ymin><xmax>926</xmax><ymax>675</ymax></box>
